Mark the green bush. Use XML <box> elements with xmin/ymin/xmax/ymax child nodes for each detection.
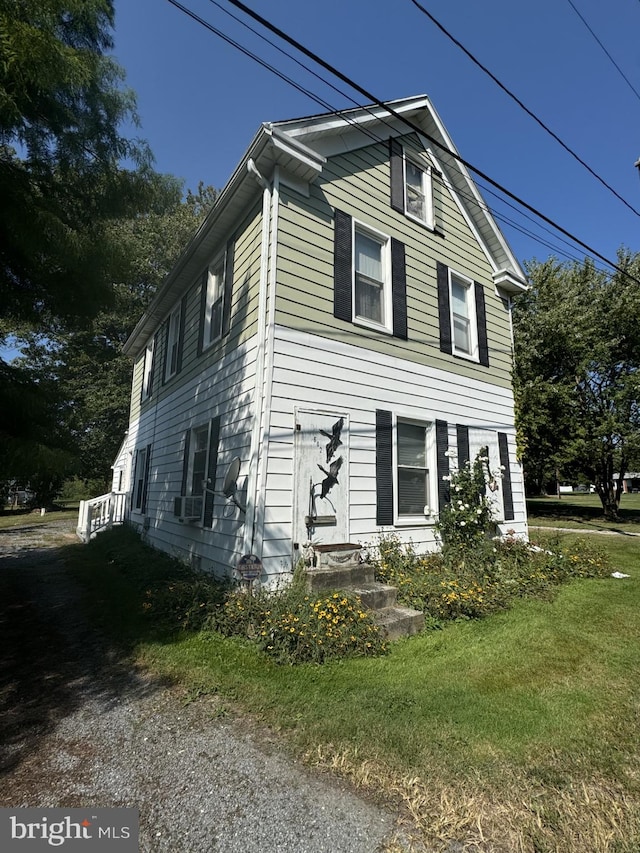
<box><xmin>368</xmin><ymin>532</ymin><xmax>611</xmax><ymax>624</ymax></box>
<box><xmin>211</xmin><ymin>582</ymin><xmax>388</xmax><ymax>665</ymax></box>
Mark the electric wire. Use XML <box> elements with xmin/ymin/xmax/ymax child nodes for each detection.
<box><xmin>407</xmin><ymin>0</ymin><xmax>640</xmax><ymax>220</ymax></box>
<box><xmin>164</xmin><ymin>0</ymin><xmax>640</xmax><ymax>284</ymax></box>
<box><xmin>565</xmin><ymin>0</ymin><xmax>640</xmax><ymax>103</ymax></box>
<box><xmin>219</xmin><ymin>0</ymin><xmax>640</xmax><ymax>282</ymax></box>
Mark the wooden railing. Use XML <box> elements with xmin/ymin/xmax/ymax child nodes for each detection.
<box><xmin>76</xmin><ymin>492</ymin><xmax>127</xmax><ymax>543</ymax></box>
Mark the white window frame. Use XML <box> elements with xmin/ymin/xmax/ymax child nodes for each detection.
<box><xmin>393</xmin><ymin>415</ymin><xmax>437</xmax><ymax>525</ymax></box>
<box><xmin>141</xmin><ymin>338</ymin><xmax>154</xmax><ymax>400</ymax></box>
<box><xmin>165</xmin><ymin>303</ymin><xmax>182</xmax><ymax>381</ymax></box>
<box><xmin>133</xmin><ymin>447</ymin><xmax>148</xmax><ymax>512</ymax></box>
<box><xmin>352</xmin><ymin>220</ymin><xmax>393</xmax><ymax>334</ymax></box>
<box><xmin>203</xmin><ymin>251</ymin><xmax>225</xmax><ymax>349</ymax></box>
<box><xmin>403</xmin><ymin>151</ymin><xmax>434</xmax><ymax>228</ymax></box>
<box><xmin>448</xmin><ymin>269</ymin><xmax>479</xmax><ymax>362</ymax></box>
<box><xmin>187</xmin><ymin>423</ymin><xmax>211</xmax><ymax>499</ymax></box>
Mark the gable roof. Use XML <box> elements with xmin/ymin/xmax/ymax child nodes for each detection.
<box><xmin>123</xmin><ymin>95</ymin><xmax>526</xmax><ymax>357</ymax></box>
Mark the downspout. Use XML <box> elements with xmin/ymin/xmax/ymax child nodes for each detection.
<box><xmin>252</xmin><ymin>165</ymin><xmax>280</xmax><ymax>560</ymax></box>
<box><xmin>242</xmin><ymin>159</ymin><xmax>271</xmax><ymax>555</ymax></box>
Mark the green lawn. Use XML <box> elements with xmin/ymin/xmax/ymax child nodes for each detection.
<box><xmin>0</xmin><ymin>508</ymin><xmax>77</xmax><ymax>530</ymax></box>
<box><xmin>59</xmin><ymin>522</ymin><xmax>640</xmax><ymax>853</ymax></box>
<box><xmin>527</xmin><ymin>492</ymin><xmax>640</xmax><ymax>534</ymax></box>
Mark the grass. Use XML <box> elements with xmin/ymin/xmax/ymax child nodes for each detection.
<box><xmin>0</xmin><ymin>508</ymin><xmax>77</xmax><ymax>530</ymax></box>
<box><xmin>527</xmin><ymin>492</ymin><xmax>640</xmax><ymax>534</ymax></box>
<box><xmin>58</xmin><ymin>520</ymin><xmax>640</xmax><ymax>852</ymax></box>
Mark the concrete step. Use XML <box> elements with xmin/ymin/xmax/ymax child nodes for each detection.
<box><xmin>305</xmin><ymin>563</ymin><xmax>375</xmax><ymax>591</ymax></box>
<box><xmin>349</xmin><ymin>582</ymin><xmax>398</xmax><ymax>610</ymax></box>
<box><xmin>374</xmin><ymin>605</ymin><xmax>425</xmax><ymax>642</ymax></box>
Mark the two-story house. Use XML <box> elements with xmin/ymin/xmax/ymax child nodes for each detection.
<box><xmin>110</xmin><ymin>95</ymin><xmax>528</xmax><ymax>582</ymax></box>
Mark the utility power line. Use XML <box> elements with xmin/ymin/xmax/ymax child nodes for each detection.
<box><xmin>407</xmin><ymin>0</ymin><xmax>640</xmax><ymax>220</ymax></box>
<box><xmin>164</xmin><ymin>0</ymin><xmax>640</xmax><ymax>285</ymax></box>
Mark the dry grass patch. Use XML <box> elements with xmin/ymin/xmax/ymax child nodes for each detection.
<box><xmin>306</xmin><ymin>744</ymin><xmax>640</xmax><ymax>852</ymax></box>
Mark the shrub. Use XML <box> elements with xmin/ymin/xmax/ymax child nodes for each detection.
<box><xmin>368</xmin><ymin>532</ymin><xmax>611</xmax><ymax>624</ymax></box>
<box><xmin>436</xmin><ymin>449</ymin><xmax>499</xmax><ymax>551</ymax></box>
<box><xmin>211</xmin><ymin>583</ymin><xmax>388</xmax><ymax>665</ymax></box>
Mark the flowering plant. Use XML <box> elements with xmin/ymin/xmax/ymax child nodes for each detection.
<box><xmin>435</xmin><ymin>448</ymin><xmax>499</xmax><ymax>550</ymax></box>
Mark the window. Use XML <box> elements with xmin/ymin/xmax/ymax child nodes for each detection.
<box><xmin>165</xmin><ymin>304</ymin><xmax>182</xmax><ymax>381</ymax></box>
<box><xmin>396</xmin><ymin>420</ymin><xmax>433</xmax><ymax>519</ymax></box>
<box><xmin>133</xmin><ymin>445</ymin><xmax>151</xmax><ymax>513</ymax></box>
<box><xmin>176</xmin><ymin>417</ymin><xmax>221</xmax><ymax>527</ymax></box>
<box><xmin>141</xmin><ymin>338</ymin><xmax>154</xmax><ymax>400</ymax></box>
<box><xmin>188</xmin><ymin>425</ymin><xmax>210</xmax><ymax>497</ymax></box>
<box><xmin>204</xmin><ymin>256</ymin><xmax>225</xmax><ymax>348</ymax></box>
<box><xmin>450</xmin><ymin>272</ymin><xmax>475</xmax><ymax>357</ymax></box>
<box><xmin>436</xmin><ymin>262</ymin><xmax>489</xmax><ymax>366</ymax></box>
<box><xmin>404</xmin><ymin>156</ymin><xmax>433</xmax><ymax>227</ymax></box>
<box><xmin>354</xmin><ymin>226</ymin><xmax>391</xmax><ymax>329</ymax></box>
<box><xmin>390</xmin><ymin>139</ymin><xmax>434</xmax><ymax>229</ymax></box>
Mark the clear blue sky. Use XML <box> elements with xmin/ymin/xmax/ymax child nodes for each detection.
<box><xmin>112</xmin><ymin>0</ymin><xmax>640</xmax><ymax>272</ymax></box>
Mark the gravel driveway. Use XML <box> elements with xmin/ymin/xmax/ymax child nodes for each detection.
<box><xmin>0</xmin><ymin>518</ymin><xmax>406</xmax><ymax>852</ymax></box>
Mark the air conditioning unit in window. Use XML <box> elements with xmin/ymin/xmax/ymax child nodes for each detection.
<box><xmin>174</xmin><ymin>495</ymin><xmax>203</xmax><ymax>523</ymax></box>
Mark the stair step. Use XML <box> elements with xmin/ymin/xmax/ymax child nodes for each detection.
<box><xmin>374</xmin><ymin>605</ymin><xmax>424</xmax><ymax>642</ymax></box>
<box><xmin>305</xmin><ymin>563</ymin><xmax>375</xmax><ymax>591</ymax></box>
<box><xmin>349</xmin><ymin>582</ymin><xmax>397</xmax><ymax>610</ymax></box>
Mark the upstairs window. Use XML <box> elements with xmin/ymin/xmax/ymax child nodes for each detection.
<box><xmin>204</xmin><ymin>256</ymin><xmax>225</xmax><ymax>348</ymax></box>
<box><xmin>390</xmin><ymin>139</ymin><xmax>434</xmax><ymax>230</ymax></box>
<box><xmin>164</xmin><ymin>303</ymin><xmax>182</xmax><ymax>381</ymax></box>
<box><xmin>141</xmin><ymin>338</ymin><xmax>154</xmax><ymax>401</ymax></box>
<box><xmin>354</xmin><ymin>226</ymin><xmax>391</xmax><ymax>330</ymax></box>
<box><xmin>450</xmin><ymin>272</ymin><xmax>475</xmax><ymax>357</ymax></box>
<box><xmin>404</xmin><ymin>156</ymin><xmax>433</xmax><ymax>227</ymax></box>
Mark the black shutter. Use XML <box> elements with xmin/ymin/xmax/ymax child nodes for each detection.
<box><xmin>222</xmin><ymin>238</ymin><xmax>235</xmax><ymax>337</ymax></box>
<box><xmin>437</xmin><ymin>262</ymin><xmax>452</xmax><ymax>355</ymax></box>
<box><xmin>176</xmin><ymin>294</ymin><xmax>187</xmax><ymax>375</ymax></box>
<box><xmin>132</xmin><ymin>450</ymin><xmax>140</xmax><ymax>508</ymax></box>
<box><xmin>375</xmin><ymin>409</ymin><xmax>394</xmax><ymax>526</ymax></box>
<box><xmin>333</xmin><ymin>209</ymin><xmax>352</xmax><ymax>323</ymax></box>
<box><xmin>203</xmin><ymin>416</ymin><xmax>221</xmax><ymax>528</ymax></box>
<box><xmin>141</xmin><ymin>444</ymin><xmax>152</xmax><ymax>514</ymax></box>
<box><xmin>475</xmin><ymin>282</ymin><xmax>490</xmax><ymax>367</ymax></box>
<box><xmin>456</xmin><ymin>424</ymin><xmax>470</xmax><ymax>468</ymax></box>
<box><xmin>197</xmin><ymin>268</ymin><xmax>207</xmax><ymax>356</ymax></box>
<box><xmin>180</xmin><ymin>429</ymin><xmax>191</xmax><ymax>498</ymax></box>
<box><xmin>498</xmin><ymin>432</ymin><xmax>515</xmax><ymax>521</ymax></box>
<box><xmin>160</xmin><ymin>317</ymin><xmax>170</xmax><ymax>385</ymax></box>
<box><xmin>389</xmin><ymin>138</ymin><xmax>404</xmax><ymax>213</ymax></box>
<box><xmin>391</xmin><ymin>237</ymin><xmax>408</xmax><ymax>340</ymax></box>
<box><xmin>436</xmin><ymin>420</ymin><xmax>450</xmax><ymax>511</ymax></box>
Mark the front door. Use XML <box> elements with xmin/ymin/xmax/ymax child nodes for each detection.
<box><xmin>292</xmin><ymin>409</ymin><xmax>350</xmax><ymax>550</ymax></box>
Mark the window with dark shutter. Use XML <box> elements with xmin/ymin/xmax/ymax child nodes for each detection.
<box><xmin>334</xmin><ymin>209</ymin><xmax>353</xmax><ymax>323</ymax></box>
<box><xmin>389</xmin><ymin>138</ymin><xmax>404</xmax><ymax>213</ymax></box>
<box><xmin>474</xmin><ymin>282</ymin><xmax>490</xmax><ymax>367</ymax></box>
<box><xmin>437</xmin><ymin>262</ymin><xmax>452</xmax><ymax>355</ymax></box>
<box><xmin>498</xmin><ymin>432</ymin><xmax>515</xmax><ymax>521</ymax></box>
<box><xmin>203</xmin><ymin>416</ymin><xmax>221</xmax><ymax>528</ymax></box>
<box><xmin>435</xmin><ymin>420</ymin><xmax>450</xmax><ymax>511</ymax></box>
<box><xmin>375</xmin><ymin>409</ymin><xmax>394</xmax><ymax>526</ymax></box>
<box><xmin>456</xmin><ymin>424</ymin><xmax>470</xmax><ymax>468</ymax></box>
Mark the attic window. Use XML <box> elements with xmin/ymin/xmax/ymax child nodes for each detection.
<box><xmin>404</xmin><ymin>155</ymin><xmax>433</xmax><ymax>228</ymax></box>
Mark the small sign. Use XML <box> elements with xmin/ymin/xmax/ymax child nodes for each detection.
<box><xmin>236</xmin><ymin>554</ymin><xmax>262</xmax><ymax>580</ymax></box>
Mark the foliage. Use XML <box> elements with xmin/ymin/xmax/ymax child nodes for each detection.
<box><xmin>0</xmin><ymin>0</ymin><xmax>167</xmax><ymax>327</ymax></box>
<box><xmin>435</xmin><ymin>449</ymin><xmax>499</xmax><ymax>551</ymax></box>
<box><xmin>513</xmin><ymin>253</ymin><xmax>640</xmax><ymax>519</ymax></box>
<box><xmin>369</xmin><ymin>531</ymin><xmax>611</xmax><ymax>623</ymax></box>
<box><xmin>10</xmin><ymin>182</ymin><xmax>217</xmax><ymax>488</ymax></box>
<box><xmin>213</xmin><ymin>584</ymin><xmax>387</xmax><ymax>665</ymax></box>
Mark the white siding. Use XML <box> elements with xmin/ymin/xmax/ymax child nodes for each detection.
<box><xmin>257</xmin><ymin>325</ymin><xmax>527</xmax><ymax>572</ymax></box>
<box><xmin>126</xmin><ymin>336</ymin><xmax>258</xmax><ymax>578</ymax></box>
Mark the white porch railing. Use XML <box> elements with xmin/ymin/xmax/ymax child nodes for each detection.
<box><xmin>76</xmin><ymin>492</ymin><xmax>127</xmax><ymax>543</ymax></box>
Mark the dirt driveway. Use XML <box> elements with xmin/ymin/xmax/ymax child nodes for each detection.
<box><xmin>0</xmin><ymin>519</ymin><xmax>407</xmax><ymax>852</ymax></box>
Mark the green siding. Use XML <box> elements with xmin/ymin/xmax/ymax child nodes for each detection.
<box><xmin>275</xmin><ymin>137</ymin><xmax>513</xmax><ymax>388</ymax></box>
